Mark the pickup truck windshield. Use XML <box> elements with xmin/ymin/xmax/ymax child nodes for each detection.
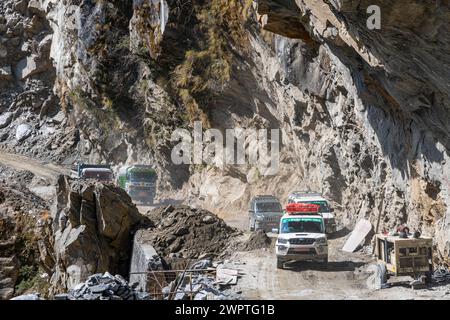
<box><xmin>280</xmin><ymin>218</ymin><xmax>324</xmax><ymax>234</ymax></box>
<box><xmin>256</xmin><ymin>202</ymin><xmax>282</xmax><ymax>212</ymax></box>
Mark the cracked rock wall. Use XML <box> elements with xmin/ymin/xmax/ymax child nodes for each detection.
<box><xmin>1</xmin><ymin>0</ymin><xmax>449</xmax><ymax>265</ymax></box>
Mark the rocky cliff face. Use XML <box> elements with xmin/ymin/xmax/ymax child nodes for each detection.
<box><xmin>0</xmin><ymin>169</ymin><xmax>148</xmax><ymax>299</ymax></box>
<box><xmin>182</xmin><ymin>0</ymin><xmax>450</xmax><ymax>267</ymax></box>
<box><xmin>0</xmin><ymin>0</ymin><xmax>449</xmax><ymax>266</ymax></box>
<box><xmin>0</xmin><ymin>0</ymin><xmax>78</xmax><ymax>162</ymax></box>
<box><xmin>250</xmin><ymin>0</ymin><xmax>450</xmax><ymax>264</ymax></box>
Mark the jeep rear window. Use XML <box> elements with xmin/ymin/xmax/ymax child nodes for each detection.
<box><xmin>256</xmin><ymin>202</ymin><xmax>282</xmax><ymax>212</ymax></box>
<box><xmin>280</xmin><ymin>218</ymin><xmax>324</xmax><ymax>234</ymax></box>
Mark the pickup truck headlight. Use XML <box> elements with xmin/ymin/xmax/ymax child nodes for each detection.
<box><xmin>277</xmin><ymin>238</ymin><xmax>288</xmax><ymax>244</ymax></box>
<box><xmin>316</xmin><ymin>237</ymin><xmax>327</xmax><ymax>246</ymax></box>
<box><xmin>255</xmin><ymin>215</ymin><xmax>264</xmax><ymax>221</ymax></box>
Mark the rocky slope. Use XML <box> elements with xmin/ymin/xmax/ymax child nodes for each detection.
<box><xmin>249</xmin><ymin>0</ymin><xmax>450</xmax><ymax>265</ymax></box>
<box><xmin>50</xmin><ymin>175</ymin><xmax>150</xmax><ymax>293</ymax></box>
<box><xmin>182</xmin><ymin>0</ymin><xmax>450</xmax><ymax>266</ymax></box>
<box><xmin>0</xmin><ymin>0</ymin><xmax>77</xmax><ymax>162</ymax></box>
<box><xmin>0</xmin><ymin>173</ymin><xmax>52</xmax><ymax>299</ymax></box>
<box><xmin>0</xmin><ymin>168</ymin><xmax>149</xmax><ymax>299</ymax></box>
<box><xmin>0</xmin><ymin>0</ymin><xmax>448</xmax><ymax>267</ymax></box>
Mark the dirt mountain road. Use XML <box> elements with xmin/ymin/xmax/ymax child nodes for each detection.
<box><xmin>1</xmin><ymin>151</ymin><xmax>449</xmax><ymax>300</ymax></box>
<box><xmin>221</xmin><ymin>214</ymin><xmax>450</xmax><ymax>300</ymax></box>
<box><xmin>0</xmin><ymin>152</ymin><xmax>70</xmax><ymax>182</ymax></box>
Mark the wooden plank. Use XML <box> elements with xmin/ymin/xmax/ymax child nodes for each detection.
<box><xmin>342</xmin><ymin>219</ymin><xmax>373</xmax><ymax>252</ymax></box>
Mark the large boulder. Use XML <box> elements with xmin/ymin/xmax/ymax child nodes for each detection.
<box><xmin>50</xmin><ymin>176</ymin><xmax>149</xmax><ymax>293</ymax></box>
<box><xmin>15</xmin><ymin>124</ymin><xmax>32</xmax><ymax>141</ymax></box>
<box><xmin>14</xmin><ymin>54</ymin><xmax>51</xmax><ymax>80</ymax></box>
<box><xmin>0</xmin><ymin>112</ymin><xmax>13</xmax><ymax>129</ymax></box>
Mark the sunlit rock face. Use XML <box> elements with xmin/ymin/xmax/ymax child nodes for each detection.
<box><xmin>1</xmin><ymin>0</ymin><xmax>449</xmax><ymax>265</ymax></box>
<box><xmin>252</xmin><ymin>0</ymin><xmax>450</xmax><ymax>265</ymax></box>
<box><xmin>130</xmin><ymin>0</ymin><xmax>169</xmax><ymax>58</ymax></box>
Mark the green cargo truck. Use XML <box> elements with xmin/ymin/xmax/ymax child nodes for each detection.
<box><xmin>117</xmin><ymin>165</ymin><xmax>157</xmax><ymax>205</ymax></box>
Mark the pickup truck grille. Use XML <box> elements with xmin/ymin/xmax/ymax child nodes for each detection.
<box><xmin>289</xmin><ymin>238</ymin><xmax>316</xmax><ymax>245</ymax></box>
<box><xmin>287</xmin><ymin>248</ymin><xmax>316</xmax><ymax>254</ymax></box>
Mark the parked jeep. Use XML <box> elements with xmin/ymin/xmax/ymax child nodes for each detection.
<box><xmin>248</xmin><ymin>195</ymin><xmax>283</xmax><ymax>232</ymax></box>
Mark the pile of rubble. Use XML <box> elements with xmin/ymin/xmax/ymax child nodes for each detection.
<box><xmin>240</xmin><ymin>230</ymin><xmax>272</xmax><ymax>251</ymax></box>
<box><xmin>144</xmin><ymin>205</ymin><xmax>240</xmax><ymax>260</ymax></box>
<box><xmin>161</xmin><ymin>260</ymin><xmax>238</xmax><ymax>300</ymax></box>
<box><xmin>163</xmin><ymin>274</ymin><xmax>229</xmax><ymax>300</ymax></box>
<box><xmin>432</xmin><ymin>268</ymin><xmax>450</xmax><ymax>284</ymax></box>
<box><xmin>62</xmin><ymin>272</ymin><xmax>151</xmax><ymax>300</ymax></box>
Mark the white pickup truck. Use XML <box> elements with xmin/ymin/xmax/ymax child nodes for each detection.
<box><xmin>274</xmin><ymin>203</ymin><xmax>328</xmax><ymax>269</ymax></box>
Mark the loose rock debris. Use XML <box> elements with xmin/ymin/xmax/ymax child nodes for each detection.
<box><xmin>144</xmin><ymin>205</ymin><xmax>240</xmax><ymax>260</ymax></box>
<box><xmin>161</xmin><ymin>263</ymin><xmax>239</xmax><ymax>300</ymax></box>
<box><xmin>63</xmin><ymin>272</ymin><xmax>151</xmax><ymax>300</ymax></box>
<box><xmin>240</xmin><ymin>230</ymin><xmax>272</xmax><ymax>251</ymax></box>
<box><xmin>432</xmin><ymin>268</ymin><xmax>450</xmax><ymax>284</ymax></box>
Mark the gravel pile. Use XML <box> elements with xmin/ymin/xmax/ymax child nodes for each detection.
<box><xmin>240</xmin><ymin>230</ymin><xmax>272</xmax><ymax>251</ymax></box>
<box><xmin>63</xmin><ymin>272</ymin><xmax>151</xmax><ymax>300</ymax></box>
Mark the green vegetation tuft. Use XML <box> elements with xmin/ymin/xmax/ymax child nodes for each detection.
<box><xmin>69</xmin><ymin>89</ymin><xmax>122</xmax><ymax>133</ymax></box>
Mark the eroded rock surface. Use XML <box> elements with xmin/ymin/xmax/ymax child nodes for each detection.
<box><xmin>0</xmin><ymin>174</ymin><xmax>52</xmax><ymax>300</ymax></box>
<box><xmin>50</xmin><ymin>175</ymin><xmax>149</xmax><ymax>292</ymax></box>
<box><xmin>0</xmin><ymin>0</ymin><xmax>449</xmax><ymax>267</ymax></box>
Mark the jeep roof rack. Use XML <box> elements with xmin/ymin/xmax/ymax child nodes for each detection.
<box><xmin>286</xmin><ymin>203</ymin><xmax>321</xmax><ymax>215</ymax></box>
<box><xmin>289</xmin><ymin>191</ymin><xmax>322</xmax><ymax>197</ymax></box>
